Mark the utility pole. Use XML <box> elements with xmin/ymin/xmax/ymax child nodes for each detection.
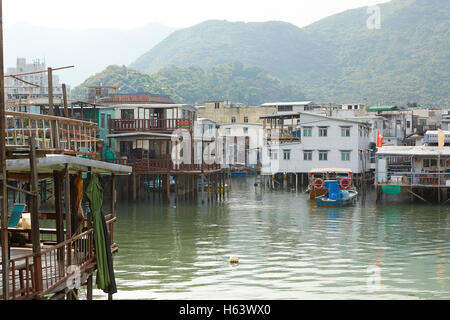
<box><xmin>0</xmin><ymin>0</ymin><xmax>10</xmax><ymax>300</ymax></box>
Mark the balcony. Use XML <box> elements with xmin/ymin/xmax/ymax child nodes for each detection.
<box><xmin>104</xmin><ymin>157</ymin><xmax>222</xmax><ymax>173</ymax></box>
<box><xmin>109</xmin><ymin>118</ymin><xmax>193</xmax><ymax>134</ymax></box>
<box><xmin>0</xmin><ymin>217</ymin><xmax>116</xmax><ymax>300</ymax></box>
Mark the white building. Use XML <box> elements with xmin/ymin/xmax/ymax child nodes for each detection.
<box><xmin>260</xmin><ymin>112</ymin><xmax>372</xmax><ymax>176</ymax></box>
<box><xmin>260</xmin><ymin>101</ymin><xmax>320</xmax><ymax>112</ymax></box>
<box><xmin>5</xmin><ymin>58</ymin><xmax>63</xmax><ymax>101</ymax></box>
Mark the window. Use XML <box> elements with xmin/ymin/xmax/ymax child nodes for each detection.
<box><xmin>119</xmin><ymin>141</ymin><xmax>133</xmax><ymax>157</ymax></box>
<box><xmin>318</xmin><ymin>127</ymin><xmax>328</xmax><ymax>137</ymax></box>
<box><xmin>283</xmin><ymin>149</ymin><xmax>291</xmax><ymax>160</ymax></box>
<box><xmin>406</xmin><ymin>121</ymin><xmax>411</xmax><ymax>129</ymax></box>
<box><xmin>100</xmin><ymin>114</ymin><xmax>105</xmax><ymax>128</ymax></box>
<box><xmin>278</xmin><ymin>106</ymin><xmax>293</xmax><ymax>112</ymax></box>
<box><xmin>319</xmin><ymin>151</ymin><xmax>328</xmax><ymax>161</ymax></box>
<box><xmin>269</xmin><ymin>149</ymin><xmax>278</xmax><ymax>160</ymax></box>
<box><xmin>244</xmin><ymin>116</ymin><xmax>248</xmax><ymax>123</ymax></box>
<box><xmin>303</xmin><ymin>127</ymin><xmax>312</xmax><ymax>137</ymax></box>
<box><xmin>215</xmin><ymin>102</ymin><xmax>220</xmax><ymax>109</ymax></box>
<box><xmin>231</xmin><ymin>116</ymin><xmax>236</xmax><ymax>123</ymax></box>
<box><xmin>419</xmin><ymin>119</ymin><xmax>427</xmax><ymax>126</ymax></box>
<box><xmin>243</xmin><ymin>127</ymin><xmax>248</xmax><ymax>134</ymax></box>
<box><xmin>341</xmin><ymin>126</ymin><xmax>351</xmax><ymax>137</ymax></box>
<box><xmin>423</xmin><ymin>158</ymin><xmax>437</xmax><ymax>168</ymax></box>
<box><xmin>303</xmin><ymin>151</ymin><xmax>312</xmax><ymax>161</ymax></box>
<box><xmin>341</xmin><ymin>151</ymin><xmax>351</xmax><ymax>161</ymax></box>
<box><xmin>107</xmin><ymin>114</ymin><xmax>111</xmax><ymax>129</ymax></box>
<box><xmin>121</xmin><ymin>109</ymin><xmax>134</xmax><ymax>119</ymax></box>
<box><xmin>226</xmin><ymin>128</ymin><xmax>231</xmax><ymax>135</ymax></box>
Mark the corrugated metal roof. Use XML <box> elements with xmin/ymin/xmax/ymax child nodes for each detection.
<box><xmin>377</xmin><ymin>146</ymin><xmax>450</xmax><ymax>156</ymax></box>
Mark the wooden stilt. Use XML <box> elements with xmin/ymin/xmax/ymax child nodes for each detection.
<box><xmin>87</xmin><ymin>274</ymin><xmax>93</xmax><ymax>300</ymax></box>
<box><xmin>201</xmin><ymin>174</ymin><xmax>205</xmax><ymax>204</ymax></box>
<box><xmin>29</xmin><ymin>138</ymin><xmax>43</xmax><ymax>293</ymax></box>
<box><xmin>132</xmin><ymin>172</ymin><xmax>136</xmax><ymax>201</ymax></box>
<box><xmin>166</xmin><ymin>174</ymin><xmax>170</xmax><ymax>203</ymax></box>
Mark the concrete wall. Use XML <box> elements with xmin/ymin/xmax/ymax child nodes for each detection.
<box><xmin>198</xmin><ymin>101</ymin><xmax>276</xmax><ymax>125</ymax></box>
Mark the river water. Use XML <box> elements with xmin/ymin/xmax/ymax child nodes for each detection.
<box><xmin>95</xmin><ymin>177</ymin><xmax>450</xmax><ymax>299</ymax></box>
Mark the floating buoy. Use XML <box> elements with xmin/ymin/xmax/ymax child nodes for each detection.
<box><xmin>229</xmin><ymin>255</ymin><xmax>239</xmax><ymax>264</ymax></box>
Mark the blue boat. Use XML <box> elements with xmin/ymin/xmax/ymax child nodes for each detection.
<box><xmin>315</xmin><ymin>180</ymin><xmax>358</xmax><ymax>206</ymax></box>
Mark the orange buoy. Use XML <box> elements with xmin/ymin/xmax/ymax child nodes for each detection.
<box><xmin>313</xmin><ymin>178</ymin><xmax>324</xmax><ymax>190</ymax></box>
<box><xmin>340</xmin><ymin>178</ymin><xmax>352</xmax><ymax>189</ymax></box>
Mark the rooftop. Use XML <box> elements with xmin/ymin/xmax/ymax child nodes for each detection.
<box><xmin>260</xmin><ymin>101</ymin><xmax>314</xmax><ymax>107</ymax></box>
<box><xmin>376</xmin><ymin>146</ymin><xmax>450</xmax><ymax>156</ymax></box>
<box><xmin>367</xmin><ymin>106</ymin><xmax>399</xmax><ymax>112</ymax></box>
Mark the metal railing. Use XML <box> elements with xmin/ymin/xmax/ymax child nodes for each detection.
<box><xmin>377</xmin><ymin>171</ymin><xmax>450</xmax><ymax>187</ymax></box>
<box><xmin>5</xmin><ymin>111</ymin><xmax>100</xmax><ymax>157</ymax></box>
<box><xmin>109</xmin><ymin>118</ymin><xmax>193</xmax><ymax>133</ymax></box>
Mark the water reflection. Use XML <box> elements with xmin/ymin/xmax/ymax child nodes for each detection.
<box><xmin>95</xmin><ymin>177</ymin><xmax>450</xmax><ymax>299</ymax></box>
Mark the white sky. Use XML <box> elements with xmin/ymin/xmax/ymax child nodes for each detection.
<box><xmin>4</xmin><ymin>0</ymin><xmax>391</xmax><ymax>30</ymax></box>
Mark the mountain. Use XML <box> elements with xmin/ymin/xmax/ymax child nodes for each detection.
<box><xmin>71</xmin><ymin>62</ymin><xmax>305</xmax><ymax>105</ymax></box>
<box><xmin>130</xmin><ymin>20</ymin><xmax>335</xmax><ymax>81</ymax></box>
<box><xmin>129</xmin><ymin>0</ymin><xmax>449</xmax><ymax>106</ymax></box>
<box><xmin>4</xmin><ymin>22</ymin><xmax>176</xmax><ymax>87</ymax></box>
<box><xmin>302</xmin><ymin>0</ymin><xmax>449</xmax><ymax>106</ymax></box>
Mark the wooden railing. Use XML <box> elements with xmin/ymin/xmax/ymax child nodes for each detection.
<box><xmin>5</xmin><ymin>111</ymin><xmax>101</xmax><ymax>157</ymax></box>
<box><xmin>104</xmin><ymin>158</ymin><xmax>222</xmax><ymax>173</ymax></box>
<box><xmin>0</xmin><ymin>217</ymin><xmax>116</xmax><ymax>300</ymax></box>
<box><xmin>109</xmin><ymin>118</ymin><xmax>192</xmax><ymax>133</ymax></box>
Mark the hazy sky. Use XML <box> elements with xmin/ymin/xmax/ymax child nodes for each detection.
<box><xmin>4</xmin><ymin>0</ymin><xmax>391</xmax><ymax>30</ymax></box>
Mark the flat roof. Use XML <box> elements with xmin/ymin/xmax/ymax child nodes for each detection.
<box><xmin>376</xmin><ymin>146</ymin><xmax>450</xmax><ymax>156</ymax></box>
<box><xmin>97</xmin><ymin>103</ymin><xmax>197</xmax><ymax>111</ymax></box>
<box><xmin>260</xmin><ymin>101</ymin><xmax>314</xmax><ymax>107</ymax></box>
<box><xmin>6</xmin><ymin>155</ymin><xmax>132</xmax><ymax>175</ymax></box>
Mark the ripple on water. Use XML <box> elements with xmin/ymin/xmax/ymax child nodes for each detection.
<box><xmin>113</xmin><ymin>178</ymin><xmax>450</xmax><ymax>299</ymax></box>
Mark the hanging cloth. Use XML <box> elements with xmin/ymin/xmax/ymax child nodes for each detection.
<box><xmin>86</xmin><ymin>175</ymin><xmax>117</xmax><ymax>294</ymax></box>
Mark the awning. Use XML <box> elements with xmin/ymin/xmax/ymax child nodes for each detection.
<box><xmin>6</xmin><ymin>155</ymin><xmax>132</xmax><ymax>175</ymax></box>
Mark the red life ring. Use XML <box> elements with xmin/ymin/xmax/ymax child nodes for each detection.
<box><xmin>340</xmin><ymin>178</ymin><xmax>352</xmax><ymax>189</ymax></box>
<box><xmin>313</xmin><ymin>178</ymin><xmax>324</xmax><ymax>190</ymax></box>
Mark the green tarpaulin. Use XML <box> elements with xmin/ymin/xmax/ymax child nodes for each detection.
<box><xmin>381</xmin><ymin>185</ymin><xmax>402</xmax><ymax>195</ymax></box>
<box><xmin>86</xmin><ymin>175</ymin><xmax>117</xmax><ymax>294</ymax></box>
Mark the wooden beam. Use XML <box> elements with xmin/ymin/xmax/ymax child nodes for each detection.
<box><xmin>0</xmin><ymin>0</ymin><xmax>10</xmax><ymax>300</ymax></box>
<box><xmin>29</xmin><ymin>138</ymin><xmax>43</xmax><ymax>293</ymax></box>
<box><xmin>64</xmin><ymin>164</ymin><xmax>72</xmax><ymax>240</ymax></box>
<box><xmin>47</xmin><ymin>67</ymin><xmax>54</xmax><ymax>115</ymax></box>
<box><xmin>62</xmin><ymin>84</ymin><xmax>68</xmax><ymax>118</ymax></box>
